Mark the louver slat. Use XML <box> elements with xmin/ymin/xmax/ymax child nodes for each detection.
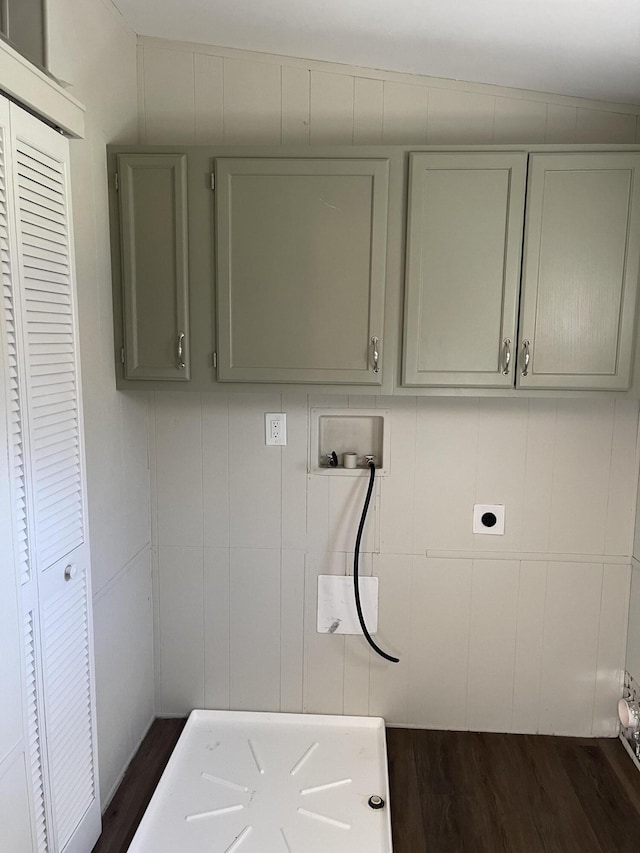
<box><xmin>0</xmin><ymin>133</ymin><xmax>31</xmax><ymax>585</ymax></box>
<box><xmin>24</xmin><ymin>611</ymin><xmax>49</xmax><ymax>853</ymax></box>
<box><xmin>41</xmin><ymin>572</ymin><xmax>94</xmax><ymax>850</ymax></box>
<box><xmin>15</xmin><ymin>138</ymin><xmax>84</xmax><ymax>570</ymax></box>
<box><xmin>16</xmin><ymin>161</ymin><xmax>65</xmax><ymax>197</ymax></box>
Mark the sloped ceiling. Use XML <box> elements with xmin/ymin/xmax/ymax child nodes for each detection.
<box><xmin>115</xmin><ymin>0</ymin><xmax>640</xmax><ymax>104</ymax></box>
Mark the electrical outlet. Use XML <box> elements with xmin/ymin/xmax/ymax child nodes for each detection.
<box><xmin>265</xmin><ymin>413</ymin><xmax>287</xmax><ymax>446</ymax></box>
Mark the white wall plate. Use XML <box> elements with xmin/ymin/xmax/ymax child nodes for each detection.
<box><xmin>317</xmin><ymin>575</ymin><xmax>379</xmax><ymax>634</ymax></box>
<box><xmin>473</xmin><ymin>504</ymin><xmax>505</xmax><ymax>535</ymax></box>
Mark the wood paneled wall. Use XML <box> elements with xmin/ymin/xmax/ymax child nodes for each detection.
<box><xmin>139</xmin><ymin>37</ymin><xmax>640</xmax><ymax>735</ymax></box>
<box><xmin>148</xmin><ymin>392</ymin><xmax>637</xmax><ymax>736</ymax></box>
<box><xmin>137</xmin><ymin>37</ymin><xmax>640</xmax><ymax>147</ymax></box>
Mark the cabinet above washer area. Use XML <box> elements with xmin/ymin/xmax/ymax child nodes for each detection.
<box><xmin>403</xmin><ymin>150</ymin><xmax>640</xmax><ymax>392</ymax></box>
<box><xmin>107</xmin><ymin>144</ymin><xmax>640</xmax><ymax>397</ymax></box>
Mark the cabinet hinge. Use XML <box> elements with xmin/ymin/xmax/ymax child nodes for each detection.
<box><xmin>114</xmin><ymin>172</ymin><xmax>119</xmax><ymax>191</ymax></box>
<box><xmin>212</xmin><ymin>352</ymin><xmax>217</xmax><ymax>369</ymax></box>
<box><xmin>210</xmin><ymin>172</ymin><xmax>215</xmax><ymax>191</ymax></box>
<box><xmin>120</xmin><ymin>347</ymin><xmax>125</xmax><ymax>365</ymax></box>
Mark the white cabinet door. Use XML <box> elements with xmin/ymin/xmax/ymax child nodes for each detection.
<box><xmin>117</xmin><ymin>153</ymin><xmax>191</xmax><ymax>380</ymax></box>
<box><xmin>403</xmin><ymin>152</ymin><xmax>527</xmax><ymax>387</ymax></box>
<box><xmin>518</xmin><ymin>152</ymin><xmax>640</xmax><ymax>390</ymax></box>
<box><xmin>216</xmin><ymin>158</ymin><xmax>389</xmax><ymax>384</ymax></box>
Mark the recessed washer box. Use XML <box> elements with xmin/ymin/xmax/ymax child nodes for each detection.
<box><xmin>310</xmin><ymin>408</ymin><xmax>390</xmax><ymax>475</ymax></box>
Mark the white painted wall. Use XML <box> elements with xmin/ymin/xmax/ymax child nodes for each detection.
<box><xmin>121</xmin><ymin>0</ymin><xmax>640</xmax><ymax>104</ymax></box>
<box><xmin>627</xmin><ymin>472</ymin><xmax>640</xmax><ymax>682</ymax></box>
<box><xmin>137</xmin><ymin>36</ymin><xmax>640</xmax><ymax>147</ymax></box>
<box><xmin>44</xmin><ymin>0</ymin><xmax>154</xmax><ymax>806</ymax></box>
<box><xmin>148</xmin><ymin>392</ymin><xmax>637</xmax><ymax>736</ymax></box>
<box><xmin>140</xmin><ymin>39</ymin><xmax>640</xmax><ymax>737</ymax></box>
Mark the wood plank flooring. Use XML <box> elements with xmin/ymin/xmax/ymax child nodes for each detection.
<box><xmin>93</xmin><ymin>721</ymin><xmax>640</xmax><ymax>853</ymax></box>
<box><xmin>92</xmin><ymin>719</ymin><xmax>186</xmax><ymax>853</ymax></box>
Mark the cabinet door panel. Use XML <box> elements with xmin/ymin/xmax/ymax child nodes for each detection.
<box><xmin>118</xmin><ymin>154</ymin><xmax>189</xmax><ymax>380</ymax></box>
<box><xmin>518</xmin><ymin>153</ymin><xmax>640</xmax><ymax>390</ymax></box>
<box><xmin>216</xmin><ymin>158</ymin><xmax>388</xmax><ymax>384</ymax></box>
<box><xmin>403</xmin><ymin>152</ymin><xmax>527</xmax><ymax>387</ymax></box>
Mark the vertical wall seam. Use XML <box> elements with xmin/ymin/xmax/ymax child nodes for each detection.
<box><xmin>423</xmin><ymin>86</ymin><xmax>430</xmax><ymax>144</ymax></box>
<box><xmin>279</xmin><ymin>65</ymin><xmax>283</xmax><ymax>145</ymax></box>
<box><xmin>191</xmin><ymin>52</ymin><xmax>197</xmax><ymax>142</ymax></box>
<box><xmin>627</xmin><ymin>400</ymin><xmax>640</xmax><ymax>560</ymax></box>
<box><xmin>510</xmin><ymin>560</ymin><xmax>523</xmax><ymax>730</ymax></box>
<box><xmin>490</xmin><ymin>96</ymin><xmax>497</xmax><ymax>143</ymax></box>
<box><xmin>221</xmin><ymin>57</ymin><xmax>226</xmax><ymax>143</ymax></box>
<box><xmin>545</xmin><ymin>401</ymin><xmax>559</xmax><ymax>553</ymax></box>
<box><xmin>463</xmin><ymin>559</ymin><xmax>474</xmax><ymax>730</ymax></box>
<box><xmin>590</xmin><ymin>564</ymin><xmax>606</xmax><ymax>735</ymax></box>
<box><xmin>536</xmin><ymin>561</ymin><xmax>550</xmax><ymax>731</ymax></box>
<box><xmin>602</xmin><ymin>400</ymin><xmax>617</xmax><ymax>555</ymax></box>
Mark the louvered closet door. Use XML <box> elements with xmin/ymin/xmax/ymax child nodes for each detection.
<box><xmin>0</xmin><ymin>93</ymin><xmax>46</xmax><ymax>853</ymax></box>
<box><xmin>9</xmin><ymin>103</ymin><xmax>100</xmax><ymax>853</ymax></box>
<box><xmin>11</xmin><ymin>112</ymin><xmax>83</xmax><ymax>569</ymax></box>
<box><xmin>0</xmin><ymin>99</ymin><xmax>33</xmax><ymax>589</ymax></box>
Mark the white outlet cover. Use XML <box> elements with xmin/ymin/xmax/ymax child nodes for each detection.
<box><xmin>317</xmin><ymin>575</ymin><xmax>378</xmax><ymax>634</ymax></box>
<box><xmin>473</xmin><ymin>504</ymin><xmax>505</xmax><ymax>535</ymax></box>
<box><xmin>265</xmin><ymin>412</ymin><xmax>287</xmax><ymax>446</ymax></box>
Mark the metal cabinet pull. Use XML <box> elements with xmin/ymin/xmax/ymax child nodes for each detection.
<box><xmin>501</xmin><ymin>338</ymin><xmax>512</xmax><ymax>375</ymax></box>
<box><xmin>371</xmin><ymin>336</ymin><xmax>380</xmax><ymax>374</ymax></box>
<box><xmin>177</xmin><ymin>332</ymin><xmax>186</xmax><ymax>369</ymax></box>
<box><xmin>521</xmin><ymin>339</ymin><xmax>531</xmax><ymax>377</ymax></box>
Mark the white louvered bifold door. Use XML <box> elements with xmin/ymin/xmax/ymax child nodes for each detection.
<box><xmin>23</xmin><ymin>603</ymin><xmax>50</xmax><ymax>853</ymax></box>
<box><xmin>37</xmin><ymin>545</ymin><xmax>99</xmax><ymax>853</ymax></box>
<box><xmin>0</xmin><ymin>97</ymin><xmax>32</xmax><ymax>589</ymax></box>
<box><xmin>12</xmin><ymin>111</ymin><xmax>84</xmax><ymax>571</ymax></box>
<box><xmin>7</xmin><ymin>103</ymin><xmax>100</xmax><ymax>853</ymax></box>
<box><xmin>0</xmin><ymin>95</ymin><xmax>52</xmax><ymax>853</ymax></box>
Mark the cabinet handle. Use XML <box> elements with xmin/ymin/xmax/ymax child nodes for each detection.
<box><xmin>177</xmin><ymin>332</ymin><xmax>186</xmax><ymax>369</ymax></box>
<box><xmin>371</xmin><ymin>336</ymin><xmax>380</xmax><ymax>374</ymax></box>
<box><xmin>521</xmin><ymin>339</ymin><xmax>531</xmax><ymax>377</ymax></box>
<box><xmin>501</xmin><ymin>338</ymin><xmax>512</xmax><ymax>375</ymax></box>
<box><xmin>64</xmin><ymin>564</ymin><xmax>76</xmax><ymax>581</ymax></box>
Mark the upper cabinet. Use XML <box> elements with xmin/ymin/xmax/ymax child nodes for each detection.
<box><xmin>215</xmin><ymin>158</ymin><xmax>389</xmax><ymax>384</ymax></box>
<box><xmin>517</xmin><ymin>153</ymin><xmax>640</xmax><ymax>391</ymax></box>
<box><xmin>117</xmin><ymin>153</ymin><xmax>190</xmax><ymax>380</ymax></box>
<box><xmin>403</xmin><ymin>152</ymin><xmax>527</xmax><ymax>388</ymax></box>
<box><xmin>108</xmin><ymin>143</ymin><xmax>640</xmax><ymax>395</ymax></box>
<box><xmin>402</xmin><ymin>150</ymin><xmax>640</xmax><ymax>391</ymax></box>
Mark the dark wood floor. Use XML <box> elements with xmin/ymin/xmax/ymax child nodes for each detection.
<box><xmin>93</xmin><ymin>720</ymin><xmax>640</xmax><ymax>853</ymax></box>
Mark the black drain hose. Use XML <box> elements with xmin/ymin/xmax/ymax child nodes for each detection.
<box><xmin>354</xmin><ymin>461</ymin><xmax>400</xmax><ymax>663</ymax></box>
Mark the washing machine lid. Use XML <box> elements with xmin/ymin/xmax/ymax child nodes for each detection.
<box><xmin>127</xmin><ymin>709</ymin><xmax>393</xmax><ymax>853</ymax></box>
